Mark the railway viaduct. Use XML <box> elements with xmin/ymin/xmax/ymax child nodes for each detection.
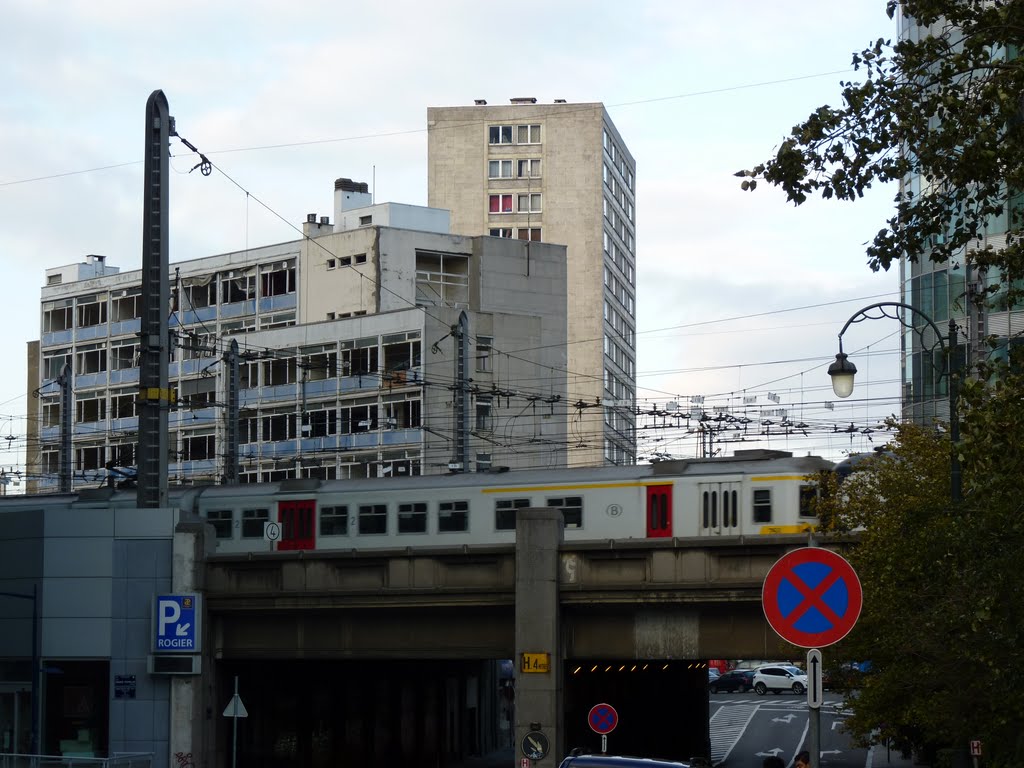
<box><xmin>173</xmin><ymin>510</ymin><xmax>852</xmax><ymax>768</ymax></box>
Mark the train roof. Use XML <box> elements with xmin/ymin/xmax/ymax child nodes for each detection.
<box><xmin>0</xmin><ymin>450</ymin><xmax>833</xmax><ymax>511</ymax></box>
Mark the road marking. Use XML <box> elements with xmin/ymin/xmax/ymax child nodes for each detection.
<box><xmin>709</xmin><ymin>704</ymin><xmax>758</xmax><ymax>765</ymax></box>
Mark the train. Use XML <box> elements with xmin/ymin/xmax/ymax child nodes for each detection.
<box><xmin>0</xmin><ymin>449</ymin><xmax>832</xmax><ymax>554</ymax></box>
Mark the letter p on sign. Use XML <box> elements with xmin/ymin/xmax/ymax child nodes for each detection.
<box><xmin>159</xmin><ymin>599</ymin><xmax>181</xmax><ymax>636</ymax></box>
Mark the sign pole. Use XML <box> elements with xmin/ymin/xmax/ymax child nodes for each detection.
<box><xmin>809</xmin><ymin>686</ymin><xmax>820</xmax><ymax>768</ymax></box>
<box><xmin>231</xmin><ymin>676</ymin><xmax>239</xmax><ymax>768</ymax></box>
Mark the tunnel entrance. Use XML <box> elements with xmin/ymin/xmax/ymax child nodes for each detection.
<box><xmin>563</xmin><ymin>659</ymin><xmax>710</xmax><ymax>763</ymax></box>
<box><xmin>215</xmin><ymin>658</ymin><xmax>506</xmax><ymax>768</ymax></box>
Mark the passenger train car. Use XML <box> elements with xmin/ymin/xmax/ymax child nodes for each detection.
<box><xmin>0</xmin><ymin>450</ymin><xmax>831</xmax><ymax>553</ymax></box>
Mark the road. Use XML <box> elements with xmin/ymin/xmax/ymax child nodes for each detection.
<box><xmin>710</xmin><ymin>691</ymin><xmax>916</xmax><ymax>768</ymax></box>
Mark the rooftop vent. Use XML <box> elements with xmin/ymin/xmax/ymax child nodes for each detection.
<box><xmin>554</xmin><ymin>98</ymin><xmax>567</xmax><ymax>103</ymax></box>
<box><xmin>306</xmin><ymin>213</ymin><xmax>317</xmax><ymax>223</ymax></box>
<box><xmin>474</xmin><ymin>99</ymin><xmax>487</xmax><ymax>105</ymax></box>
<box><xmin>510</xmin><ymin>97</ymin><xmax>537</xmax><ymax>105</ymax></box>
<box><xmin>334</xmin><ymin>178</ymin><xmax>370</xmax><ymax>194</ymax></box>
<box><xmin>319</xmin><ymin>216</ymin><xmax>329</xmax><ymax>225</ymax></box>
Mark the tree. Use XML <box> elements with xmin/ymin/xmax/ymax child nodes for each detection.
<box><xmin>739</xmin><ymin>0</ymin><xmax>1024</xmax><ymax>294</ymax></box>
<box><xmin>814</xmin><ymin>369</ymin><xmax>1024</xmax><ymax>766</ymax></box>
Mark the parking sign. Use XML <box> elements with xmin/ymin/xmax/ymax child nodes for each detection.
<box><xmin>153</xmin><ymin>594</ymin><xmax>202</xmax><ymax>653</ymax></box>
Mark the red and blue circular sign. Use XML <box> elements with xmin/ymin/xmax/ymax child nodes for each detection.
<box><xmin>762</xmin><ymin>547</ymin><xmax>862</xmax><ymax>648</ymax></box>
<box><xmin>588</xmin><ymin>703</ymin><xmax>618</xmax><ymax>734</ymax></box>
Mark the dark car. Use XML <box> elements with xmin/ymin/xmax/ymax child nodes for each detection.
<box><xmin>709</xmin><ymin>669</ymin><xmax>755</xmax><ymax>694</ymax></box>
<box><xmin>558</xmin><ymin>754</ymin><xmax>693</xmax><ymax>767</ymax></box>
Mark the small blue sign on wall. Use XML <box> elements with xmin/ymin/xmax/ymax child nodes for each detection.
<box><xmin>152</xmin><ymin>594</ymin><xmax>202</xmax><ymax>653</ymax></box>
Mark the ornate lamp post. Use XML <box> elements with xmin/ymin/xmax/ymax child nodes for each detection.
<box><xmin>827</xmin><ymin>301</ymin><xmax>961</xmax><ymax>503</ymax></box>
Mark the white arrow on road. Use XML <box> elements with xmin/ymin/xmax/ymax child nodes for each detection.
<box><xmin>755</xmin><ymin>749</ymin><xmax>783</xmax><ymax>758</ymax></box>
<box><xmin>771</xmin><ymin>714</ymin><xmax>796</xmax><ymax>724</ymax></box>
<box><xmin>820</xmin><ymin>750</ymin><xmax>842</xmax><ymax>756</ymax></box>
<box><xmin>176</xmin><ymin>622</ymin><xmax>191</xmax><ymax>636</ymax></box>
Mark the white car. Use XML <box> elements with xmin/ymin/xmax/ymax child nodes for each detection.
<box><xmin>752</xmin><ymin>664</ymin><xmax>808</xmax><ymax>695</ymax></box>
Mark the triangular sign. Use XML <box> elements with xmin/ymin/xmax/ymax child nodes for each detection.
<box><xmin>222</xmin><ymin>694</ymin><xmax>248</xmax><ymax>718</ymax></box>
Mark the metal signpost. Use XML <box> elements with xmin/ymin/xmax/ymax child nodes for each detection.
<box><xmin>588</xmin><ymin>703</ymin><xmax>618</xmax><ymax>754</ymax></box>
<box><xmin>763</xmin><ymin>548</ymin><xmax>862</xmax><ymax>768</ymax></box>
<box><xmin>222</xmin><ymin>676</ymin><xmax>248</xmax><ymax>768</ymax></box>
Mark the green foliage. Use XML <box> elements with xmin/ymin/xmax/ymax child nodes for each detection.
<box><xmin>819</xmin><ymin>372</ymin><xmax>1024</xmax><ymax>765</ymax></box>
<box><xmin>740</xmin><ymin>0</ymin><xmax>1024</xmax><ymax>290</ymax></box>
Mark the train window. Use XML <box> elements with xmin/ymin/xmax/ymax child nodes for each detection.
<box><xmin>398</xmin><ymin>502</ymin><xmax>428</xmax><ymax>533</ymax></box>
<box><xmin>207</xmin><ymin>510</ymin><xmax>233</xmax><ymax>539</ymax></box>
<box><xmin>729</xmin><ymin>490</ymin><xmax>738</xmax><ymax>528</ymax></box>
<box><xmin>358</xmin><ymin>504</ymin><xmax>388</xmax><ymax>535</ymax></box>
<box><xmin>439</xmin><ymin>501</ymin><xmax>469</xmax><ymax>532</ymax></box>
<box><xmin>752</xmin><ymin>489</ymin><xmax>772</xmax><ymax>523</ymax></box>
<box><xmin>702</xmin><ymin>492</ymin><xmax>709</xmax><ymax>529</ymax></box>
<box><xmin>241</xmin><ymin>508</ymin><xmax>269</xmax><ymax>538</ymax></box>
<box><xmin>547</xmin><ymin>496</ymin><xmax>583</xmax><ymax>529</ymax></box>
<box><xmin>710</xmin><ymin>490</ymin><xmax>717</xmax><ymax>528</ymax></box>
<box><xmin>799</xmin><ymin>485</ymin><xmax>817</xmax><ymax>518</ymax></box>
<box><xmin>321</xmin><ymin>505</ymin><xmax>349</xmax><ymax>535</ymax></box>
<box><xmin>495</xmin><ymin>498</ymin><xmax>531</xmax><ymax>531</ymax></box>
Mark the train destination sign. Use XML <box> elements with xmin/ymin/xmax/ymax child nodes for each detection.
<box><xmin>762</xmin><ymin>547</ymin><xmax>862</xmax><ymax>648</ymax></box>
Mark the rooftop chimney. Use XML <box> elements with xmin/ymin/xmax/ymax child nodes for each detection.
<box><xmin>335</xmin><ymin>178</ymin><xmax>370</xmax><ymax>194</ymax></box>
<box><xmin>554</xmin><ymin>99</ymin><xmax>567</xmax><ymax>103</ymax></box>
<box><xmin>307</xmin><ymin>213</ymin><xmax>317</xmax><ymax>223</ymax></box>
<box><xmin>474</xmin><ymin>99</ymin><xmax>487</xmax><ymax>105</ymax></box>
<box><xmin>510</xmin><ymin>97</ymin><xmax>537</xmax><ymax>105</ymax></box>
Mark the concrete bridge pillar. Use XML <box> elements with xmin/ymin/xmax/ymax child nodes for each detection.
<box><xmin>515</xmin><ymin>507</ymin><xmax>564</xmax><ymax>768</ymax></box>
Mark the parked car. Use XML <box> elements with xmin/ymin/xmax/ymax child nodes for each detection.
<box><xmin>708</xmin><ymin>667</ymin><xmax>721</xmax><ymax>682</ymax></box>
<box><xmin>753</xmin><ymin>664</ymin><xmax>808</xmax><ymax>695</ymax></box>
<box><xmin>709</xmin><ymin>669</ymin><xmax>755</xmax><ymax>694</ymax></box>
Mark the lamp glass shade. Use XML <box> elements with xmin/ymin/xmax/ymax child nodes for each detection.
<box><xmin>827</xmin><ymin>352</ymin><xmax>857</xmax><ymax>398</ymax></box>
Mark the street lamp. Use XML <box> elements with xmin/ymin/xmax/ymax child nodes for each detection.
<box><xmin>0</xmin><ymin>585</ymin><xmax>39</xmax><ymax>754</ymax></box>
<box><xmin>828</xmin><ymin>301</ymin><xmax>961</xmax><ymax>503</ymax></box>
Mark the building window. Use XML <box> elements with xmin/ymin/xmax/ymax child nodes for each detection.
<box><xmin>489</xmin><ymin>194</ymin><xmax>514</xmax><ymax>214</ymax></box>
<box><xmin>75</xmin><ymin>344</ymin><xmax>107</xmax><ymax>375</ymax></box>
<box><xmin>398</xmin><ymin>502</ymin><xmax>428</xmax><ymax>534</ymax></box>
<box><xmin>517</xmin><ymin>159</ymin><xmax>541</xmax><ymax>178</ymax></box>
<box><xmin>320</xmin><ymin>505</ymin><xmax>349</xmax><ymax>535</ymax></box>
<box><xmin>476</xmin><ymin>337</ymin><xmax>492</xmax><ymax>372</ymax></box>
<box><xmin>260</xmin><ymin>260</ymin><xmax>296</xmax><ymax>297</ymax></box>
<box><xmin>43</xmin><ymin>301</ymin><xmax>73</xmax><ymax>332</ymax></box>
<box><xmin>111</xmin><ymin>390</ymin><xmax>136</xmax><ymax>419</ymax></box>
<box><xmin>207</xmin><ymin>510</ymin><xmax>233</xmax><ymax>539</ymax></box>
<box><xmin>339</xmin><ymin>400</ymin><xmax>378</xmax><ymax>433</ymax></box>
<box><xmin>358</xmin><ymin>504</ymin><xmax>387</xmax><ymax>535</ymax></box>
<box><xmin>221</xmin><ymin>272</ymin><xmax>256</xmax><ymax>303</ymax></box>
<box><xmin>355</xmin><ymin>253</ymin><xmax>367</xmax><ymax>264</ymax></box>
<box><xmin>305</xmin><ymin>407</ymin><xmax>337</xmax><ymax>437</ymax></box>
<box><xmin>359</xmin><ymin>215</ymin><xmax>372</xmax><ymax>226</ymax></box>
<box><xmin>241</xmin><ymin>508</ymin><xmax>269</xmax><ymax>538</ymax></box>
<box><xmin>415</xmin><ymin>251</ymin><xmax>470</xmax><ymax>306</ymax></box>
<box><xmin>76</xmin><ymin>295</ymin><xmax>107</xmax><ymax>328</ymax></box>
<box><xmin>476</xmin><ymin>397</ymin><xmax>493</xmax><ymax>432</ymax></box>
<box><xmin>75</xmin><ymin>392</ymin><xmax>106</xmax><ymax>424</ymax></box>
<box><xmin>753</xmin><ymin>489</ymin><xmax>772</xmax><ymax>523</ymax></box>
<box><xmin>75</xmin><ymin>444</ymin><xmax>105</xmax><ymax>471</ymax></box>
<box><xmin>43</xmin><ymin>349</ymin><xmax>71</xmax><ymax>379</ymax></box>
<box><xmin>495</xmin><ymin>498</ymin><xmax>531</xmax><ymax>531</ymax></box>
<box><xmin>262</xmin><ymin>355</ymin><xmax>298</xmax><ymax>386</ymax></box>
<box><xmin>476</xmin><ymin>453</ymin><xmax>492</xmax><ymax>472</ymax></box>
<box><xmin>42</xmin><ymin>398</ymin><xmax>60</xmax><ymax>427</ymax></box>
<box><xmin>182</xmin><ymin>278</ymin><xmax>216</xmax><ymax>309</ymax></box>
<box><xmin>110</xmin><ymin>341</ymin><xmax>138</xmax><ymax>370</ymax></box>
<box><xmin>518</xmin><ymin>193</ymin><xmax>541</xmax><ymax>213</ymax></box>
<box><xmin>547</xmin><ymin>496</ymin><xmax>583</xmax><ymax>529</ymax></box>
<box><xmin>489</xmin><ymin>228</ymin><xmax>513</xmax><ymax>238</ymax></box>
<box><xmin>517</xmin><ymin>124</ymin><xmax>541</xmax><ymax>144</ymax></box>
<box><xmin>516</xmin><ymin>228</ymin><xmax>541</xmax><ymax>242</ymax></box>
<box><xmin>438</xmin><ymin>501</ymin><xmax>469</xmax><ymax>532</ymax></box>
<box><xmin>488</xmin><ymin>125</ymin><xmax>513</xmax><ymax>144</ymax></box>
<box><xmin>262</xmin><ymin>410</ymin><xmax>297</xmax><ymax>441</ymax></box>
<box><xmin>326</xmin><ymin>259</ymin><xmax>336</xmax><ymax>269</ymax></box>
<box><xmin>182</xmin><ymin>432</ymin><xmax>215</xmax><ymax>461</ymax></box>
<box><xmin>488</xmin><ymin>160</ymin><xmax>513</xmax><ymax>178</ymax></box>
<box><xmin>340</xmin><ymin>337</ymin><xmax>379</xmax><ymax>375</ymax></box>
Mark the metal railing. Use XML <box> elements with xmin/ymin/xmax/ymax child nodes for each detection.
<box><xmin>0</xmin><ymin>753</ymin><xmax>152</xmax><ymax>768</ymax></box>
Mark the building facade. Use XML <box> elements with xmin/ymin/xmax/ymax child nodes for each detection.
<box><xmin>27</xmin><ymin>180</ymin><xmax>569</xmax><ymax>492</ymax></box>
<box><xmin>898</xmin><ymin>13</ymin><xmax>1024</xmax><ymax>423</ymax></box>
<box><xmin>427</xmin><ymin>99</ymin><xmax>637</xmax><ymax>467</ymax></box>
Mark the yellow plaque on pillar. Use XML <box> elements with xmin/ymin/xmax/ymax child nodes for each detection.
<box><xmin>521</xmin><ymin>653</ymin><xmax>550</xmax><ymax>673</ymax></box>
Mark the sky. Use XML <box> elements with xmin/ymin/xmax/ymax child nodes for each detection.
<box><xmin>0</xmin><ymin>0</ymin><xmax>909</xmax><ymax>484</ymax></box>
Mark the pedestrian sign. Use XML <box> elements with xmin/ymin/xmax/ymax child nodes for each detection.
<box><xmin>762</xmin><ymin>548</ymin><xmax>862</xmax><ymax>648</ymax></box>
<box><xmin>153</xmin><ymin>594</ymin><xmax>202</xmax><ymax>653</ymax></box>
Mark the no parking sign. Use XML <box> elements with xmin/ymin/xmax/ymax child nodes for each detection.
<box><xmin>762</xmin><ymin>548</ymin><xmax>862</xmax><ymax>648</ymax></box>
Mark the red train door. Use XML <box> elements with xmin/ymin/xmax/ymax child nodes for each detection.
<box><xmin>646</xmin><ymin>484</ymin><xmax>673</xmax><ymax>538</ymax></box>
<box><xmin>278</xmin><ymin>499</ymin><xmax>316</xmax><ymax>550</ymax></box>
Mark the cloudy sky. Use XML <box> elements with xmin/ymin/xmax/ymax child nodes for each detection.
<box><xmin>0</xmin><ymin>0</ymin><xmax>907</xmax><ymax>481</ymax></box>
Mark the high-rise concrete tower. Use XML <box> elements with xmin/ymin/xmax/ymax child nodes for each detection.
<box><xmin>428</xmin><ymin>99</ymin><xmax>637</xmax><ymax>466</ymax></box>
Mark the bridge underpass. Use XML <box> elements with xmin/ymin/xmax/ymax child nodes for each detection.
<box><xmin>191</xmin><ymin>518</ymin><xmax>845</xmax><ymax>767</ymax></box>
